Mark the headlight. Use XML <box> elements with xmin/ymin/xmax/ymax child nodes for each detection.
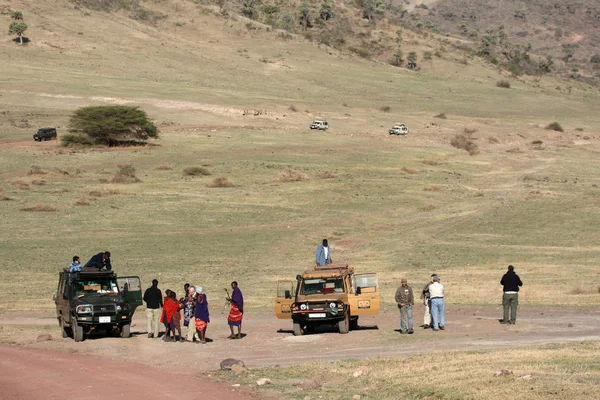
<box><xmin>76</xmin><ymin>305</ymin><xmax>92</xmax><ymax>314</ymax></box>
<box><xmin>300</xmin><ymin>303</ymin><xmax>308</xmax><ymax>310</ymax></box>
<box><xmin>116</xmin><ymin>305</ymin><xmax>122</xmax><ymax>312</ymax></box>
<box><xmin>329</xmin><ymin>302</ymin><xmax>337</xmax><ymax>309</ymax></box>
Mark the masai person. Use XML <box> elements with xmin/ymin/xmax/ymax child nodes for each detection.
<box><xmin>420</xmin><ymin>274</ymin><xmax>437</xmax><ymax>329</ymax></box>
<box><xmin>161</xmin><ymin>290</ymin><xmax>178</xmax><ymax>342</ymax></box>
<box><xmin>500</xmin><ymin>265</ymin><xmax>523</xmax><ymax>325</ymax></box>
<box><xmin>84</xmin><ymin>251</ymin><xmax>112</xmax><ymax>271</ymax></box>
<box><xmin>315</xmin><ymin>239</ymin><xmax>332</xmax><ymax>267</ymax></box>
<box><xmin>194</xmin><ymin>287</ymin><xmax>210</xmax><ymax>344</ymax></box>
<box><xmin>68</xmin><ymin>256</ymin><xmax>82</xmax><ymax>273</ymax></box>
<box><xmin>429</xmin><ymin>275</ymin><xmax>445</xmax><ymax>331</ymax></box>
<box><xmin>143</xmin><ymin>279</ymin><xmax>163</xmax><ymax>338</ymax></box>
<box><xmin>395</xmin><ymin>278</ymin><xmax>414</xmax><ymax>334</ymax></box>
<box><xmin>172</xmin><ymin>291</ymin><xmax>182</xmax><ymax>341</ymax></box>
<box><xmin>227</xmin><ymin>281</ymin><xmax>244</xmax><ymax>339</ymax></box>
<box><xmin>185</xmin><ymin>286</ymin><xmax>197</xmax><ymax>342</ymax></box>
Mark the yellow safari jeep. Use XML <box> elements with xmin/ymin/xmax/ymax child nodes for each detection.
<box><xmin>275</xmin><ymin>264</ymin><xmax>380</xmax><ymax>335</ymax></box>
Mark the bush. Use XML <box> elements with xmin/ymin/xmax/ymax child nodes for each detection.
<box><xmin>275</xmin><ymin>169</ymin><xmax>310</xmax><ymax>182</ymax></box>
<box><xmin>318</xmin><ymin>171</ymin><xmax>336</xmax><ymax>179</ymax></box>
<box><xmin>496</xmin><ymin>80</ymin><xmax>511</xmax><ymax>88</ymax></box>
<box><xmin>379</xmin><ymin>106</ymin><xmax>391</xmax><ymax>113</ymax></box>
<box><xmin>546</xmin><ymin>122</ymin><xmax>564</xmax><ymax>132</ymax></box>
<box><xmin>451</xmin><ymin>134</ymin><xmax>479</xmax><ymax>155</ymax></box>
<box><xmin>111</xmin><ymin>165</ymin><xmax>141</xmax><ymax>183</ymax></box>
<box><xmin>61</xmin><ymin>134</ymin><xmax>94</xmax><ymax>147</ymax></box>
<box><xmin>434</xmin><ymin>113</ymin><xmax>447</xmax><ymax>119</ymax></box>
<box><xmin>27</xmin><ymin>165</ymin><xmax>46</xmax><ymax>175</ymax></box>
<box><xmin>183</xmin><ymin>166</ymin><xmax>211</xmax><ymax>176</ymax></box>
<box><xmin>154</xmin><ymin>164</ymin><xmax>173</xmax><ymax>170</ymax></box>
<box><xmin>69</xmin><ymin>106</ymin><xmax>158</xmax><ymax>146</ymax></box>
<box><xmin>207</xmin><ymin>177</ymin><xmax>235</xmax><ymax>188</ymax></box>
<box><xmin>74</xmin><ymin>198</ymin><xmax>91</xmax><ymax>206</ymax></box>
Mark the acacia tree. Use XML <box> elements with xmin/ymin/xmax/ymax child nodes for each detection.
<box><xmin>9</xmin><ymin>22</ymin><xmax>28</xmax><ymax>44</ymax></box>
<box><xmin>11</xmin><ymin>11</ymin><xmax>24</xmax><ymax>21</ymax></box>
<box><xmin>298</xmin><ymin>1</ymin><xmax>312</xmax><ymax>30</ymax></box>
<box><xmin>407</xmin><ymin>51</ymin><xmax>418</xmax><ymax>68</ymax></box>
<box><xmin>69</xmin><ymin>106</ymin><xmax>158</xmax><ymax>146</ymax></box>
<box><xmin>392</xmin><ymin>48</ymin><xmax>404</xmax><ymax>66</ymax></box>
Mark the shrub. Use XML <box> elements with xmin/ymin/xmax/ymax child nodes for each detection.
<box><xmin>423</xmin><ymin>51</ymin><xmax>433</xmax><ymax>61</ymax></box>
<box><xmin>154</xmin><ymin>164</ymin><xmax>173</xmax><ymax>170</ymax></box>
<box><xmin>31</xmin><ymin>179</ymin><xmax>46</xmax><ymax>186</ymax></box>
<box><xmin>496</xmin><ymin>79</ymin><xmax>511</xmax><ymax>88</ymax></box>
<box><xmin>207</xmin><ymin>177</ymin><xmax>235</xmax><ymax>188</ymax></box>
<box><xmin>531</xmin><ymin>140</ymin><xmax>544</xmax><ymax>150</ymax></box>
<box><xmin>421</xmin><ymin>158</ymin><xmax>445</xmax><ymax>166</ymax></box>
<box><xmin>275</xmin><ymin>169</ymin><xmax>310</xmax><ymax>182</ymax></box>
<box><xmin>20</xmin><ymin>203</ymin><xmax>58</xmax><ymax>212</ymax></box>
<box><xmin>61</xmin><ymin>134</ymin><xmax>95</xmax><ymax>147</ymax></box>
<box><xmin>288</xmin><ymin>104</ymin><xmax>298</xmax><ymax>112</ymax></box>
<box><xmin>546</xmin><ymin>122</ymin><xmax>564</xmax><ymax>132</ymax></box>
<box><xmin>575</xmin><ymin>128</ymin><xmax>584</xmax><ymax>132</ymax></box>
<box><xmin>183</xmin><ymin>166</ymin><xmax>211</xmax><ymax>176</ymax></box>
<box><xmin>74</xmin><ymin>198</ymin><xmax>91</xmax><ymax>206</ymax></box>
<box><xmin>434</xmin><ymin>113</ymin><xmax>447</xmax><ymax>119</ymax></box>
<box><xmin>27</xmin><ymin>165</ymin><xmax>46</xmax><ymax>175</ymax></box>
<box><xmin>379</xmin><ymin>106</ymin><xmax>391</xmax><ymax>113</ymax></box>
<box><xmin>112</xmin><ymin>165</ymin><xmax>141</xmax><ymax>183</ymax></box>
<box><xmin>88</xmin><ymin>188</ymin><xmax>125</xmax><ymax>197</ymax></box>
<box><xmin>318</xmin><ymin>171</ymin><xmax>336</xmax><ymax>179</ymax></box>
<box><xmin>451</xmin><ymin>134</ymin><xmax>479</xmax><ymax>155</ymax></box>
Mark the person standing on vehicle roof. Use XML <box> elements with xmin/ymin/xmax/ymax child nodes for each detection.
<box><xmin>84</xmin><ymin>251</ymin><xmax>112</xmax><ymax>271</ymax></box>
<box><xmin>315</xmin><ymin>239</ymin><xmax>332</xmax><ymax>267</ymax></box>
<box><xmin>143</xmin><ymin>279</ymin><xmax>163</xmax><ymax>339</ymax></box>
<box><xmin>395</xmin><ymin>278</ymin><xmax>414</xmax><ymax>334</ymax></box>
<box><xmin>499</xmin><ymin>265</ymin><xmax>523</xmax><ymax>325</ymax></box>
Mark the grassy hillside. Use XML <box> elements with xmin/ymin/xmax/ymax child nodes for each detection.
<box><xmin>0</xmin><ymin>0</ymin><xmax>599</xmax><ymax>312</ymax></box>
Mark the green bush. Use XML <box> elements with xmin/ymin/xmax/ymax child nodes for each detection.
<box><xmin>546</xmin><ymin>122</ymin><xmax>564</xmax><ymax>132</ymax></box>
<box><xmin>183</xmin><ymin>166</ymin><xmax>211</xmax><ymax>176</ymax></box>
<box><xmin>61</xmin><ymin>134</ymin><xmax>94</xmax><ymax>147</ymax></box>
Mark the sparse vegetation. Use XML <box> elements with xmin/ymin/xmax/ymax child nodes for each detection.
<box><xmin>434</xmin><ymin>113</ymin><xmax>447</xmax><ymax>119</ymax></box>
<box><xmin>111</xmin><ymin>165</ymin><xmax>141</xmax><ymax>183</ymax></box>
<box><xmin>379</xmin><ymin>106</ymin><xmax>391</xmax><ymax>113</ymax></box>
<box><xmin>154</xmin><ymin>164</ymin><xmax>173</xmax><ymax>171</ymax></box>
<box><xmin>207</xmin><ymin>177</ymin><xmax>235</xmax><ymax>188</ymax></box>
<box><xmin>27</xmin><ymin>166</ymin><xmax>46</xmax><ymax>176</ymax></box>
<box><xmin>317</xmin><ymin>171</ymin><xmax>336</xmax><ymax>179</ymax></box>
<box><xmin>61</xmin><ymin>134</ymin><xmax>94</xmax><ymax>147</ymax></box>
<box><xmin>183</xmin><ymin>166</ymin><xmax>211</xmax><ymax>176</ymax></box>
<box><xmin>74</xmin><ymin>198</ymin><xmax>91</xmax><ymax>206</ymax></box>
<box><xmin>288</xmin><ymin>104</ymin><xmax>298</xmax><ymax>112</ymax></box>
<box><xmin>451</xmin><ymin>134</ymin><xmax>479</xmax><ymax>155</ymax></box>
<box><xmin>401</xmin><ymin>167</ymin><xmax>420</xmax><ymax>174</ymax></box>
<box><xmin>275</xmin><ymin>169</ymin><xmax>310</xmax><ymax>182</ymax></box>
<box><xmin>20</xmin><ymin>204</ymin><xmax>58</xmax><ymax>212</ymax></box>
<box><xmin>496</xmin><ymin>79</ymin><xmax>511</xmax><ymax>89</ymax></box>
<box><xmin>546</xmin><ymin>122</ymin><xmax>564</xmax><ymax>132</ymax></box>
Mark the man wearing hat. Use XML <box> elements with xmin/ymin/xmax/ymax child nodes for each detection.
<box><xmin>500</xmin><ymin>265</ymin><xmax>523</xmax><ymax>324</ymax></box>
<box><xmin>185</xmin><ymin>286</ymin><xmax>198</xmax><ymax>342</ymax></box>
<box><xmin>429</xmin><ymin>275</ymin><xmax>445</xmax><ymax>331</ymax></box>
<box><xmin>395</xmin><ymin>278</ymin><xmax>414</xmax><ymax>334</ymax></box>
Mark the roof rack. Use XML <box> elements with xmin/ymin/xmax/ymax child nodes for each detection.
<box><xmin>314</xmin><ymin>263</ymin><xmax>349</xmax><ymax>271</ymax></box>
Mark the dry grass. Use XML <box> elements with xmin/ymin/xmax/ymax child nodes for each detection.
<box><xmin>420</xmin><ymin>157</ymin><xmax>445</xmax><ymax>166</ymax></box>
<box><xmin>27</xmin><ymin>165</ymin><xmax>46</xmax><ymax>175</ymax></box>
<box><xmin>74</xmin><ymin>198</ymin><xmax>92</xmax><ymax>206</ymax></box>
<box><xmin>419</xmin><ymin>204</ymin><xmax>436</xmax><ymax>211</ymax></box>
<box><xmin>183</xmin><ymin>166</ymin><xmax>211</xmax><ymax>176</ymax></box>
<box><xmin>154</xmin><ymin>163</ymin><xmax>173</xmax><ymax>170</ymax></box>
<box><xmin>207</xmin><ymin>176</ymin><xmax>235</xmax><ymax>188</ymax></box>
<box><xmin>434</xmin><ymin>112</ymin><xmax>448</xmax><ymax>119</ymax></box>
<box><xmin>506</xmin><ymin>147</ymin><xmax>523</xmax><ymax>153</ymax></box>
<box><xmin>317</xmin><ymin>171</ymin><xmax>336</xmax><ymax>179</ymax></box>
<box><xmin>288</xmin><ymin>104</ymin><xmax>298</xmax><ymax>112</ymax></box>
<box><xmin>423</xmin><ymin>185</ymin><xmax>443</xmax><ymax>192</ymax></box>
<box><xmin>19</xmin><ymin>203</ymin><xmax>58</xmax><ymax>212</ymax></box>
<box><xmin>379</xmin><ymin>105</ymin><xmax>391</xmax><ymax>113</ymax></box>
<box><xmin>111</xmin><ymin>164</ymin><xmax>142</xmax><ymax>183</ymax></box>
<box><xmin>401</xmin><ymin>166</ymin><xmax>421</xmax><ymax>174</ymax></box>
<box><xmin>569</xmin><ymin>287</ymin><xmax>586</xmax><ymax>295</ymax></box>
<box><xmin>14</xmin><ymin>180</ymin><xmax>30</xmax><ymax>189</ymax></box>
<box><xmin>464</xmin><ymin>127</ymin><xmax>478</xmax><ymax>135</ymax></box>
<box><xmin>31</xmin><ymin>179</ymin><xmax>46</xmax><ymax>186</ymax></box>
<box><xmin>488</xmin><ymin>136</ymin><xmax>500</xmax><ymax>144</ymax></box>
<box><xmin>274</xmin><ymin>169</ymin><xmax>310</xmax><ymax>182</ymax></box>
<box><xmin>88</xmin><ymin>188</ymin><xmax>126</xmax><ymax>197</ymax></box>
<box><xmin>1</xmin><ymin>195</ymin><xmax>15</xmax><ymax>201</ymax></box>
<box><xmin>451</xmin><ymin>134</ymin><xmax>479</xmax><ymax>155</ymax></box>
<box><xmin>230</xmin><ymin>342</ymin><xmax>600</xmax><ymax>400</ymax></box>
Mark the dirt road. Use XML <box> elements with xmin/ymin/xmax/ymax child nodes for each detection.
<box><xmin>0</xmin><ymin>345</ymin><xmax>254</xmax><ymax>400</ymax></box>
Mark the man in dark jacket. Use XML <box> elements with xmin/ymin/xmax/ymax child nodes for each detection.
<box><xmin>84</xmin><ymin>251</ymin><xmax>112</xmax><ymax>271</ymax></box>
<box><xmin>395</xmin><ymin>278</ymin><xmax>415</xmax><ymax>334</ymax></box>
<box><xmin>143</xmin><ymin>279</ymin><xmax>163</xmax><ymax>338</ymax></box>
<box><xmin>500</xmin><ymin>265</ymin><xmax>523</xmax><ymax>324</ymax></box>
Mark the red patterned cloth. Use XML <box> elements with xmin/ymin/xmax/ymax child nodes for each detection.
<box><xmin>195</xmin><ymin>318</ymin><xmax>207</xmax><ymax>332</ymax></box>
<box><xmin>227</xmin><ymin>304</ymin><xmax>243</xmax><ymax>326</ymax></box>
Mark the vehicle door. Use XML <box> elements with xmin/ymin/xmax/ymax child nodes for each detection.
<box><xmin>348</xmin><ymin>273</ymin><xmax>380</xmax><ymax>316</ymax></box>
<box><xmin>59</xmin><ymin>273</ymin><xmax>73</xmax><ymax>323</ymax></box>
<box><xmin>117</xmin><ymin>276</ymin><xmax>143</xmax><ymax>316</ymax></box>
<box><xmin>274</xmin><ymin>280</ymin><xmax>295</xmax><ymax>319</ymax></box>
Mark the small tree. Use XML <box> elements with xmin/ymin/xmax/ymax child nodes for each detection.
<box><xmin>591</xmin><ymin>54</ymin><xmax>600</xmax><ymax>64</ymax></box>
<box><xmin>298</xmin><ymin>1</ymin><xmax>312</xmax><ymax>30</ymax></box>
<box><xmin>241</xmin><ymin>0</ymin><xmax>258</xmax><ymax>20</ymax></box>
<box><xmin>392</xmin><ymin>47</ymin><xmax>404</xmax><ymax>66</ymax></box>
<box><xmin>407</xmin><ymin>51</ymin><xmax>418</xmax><ymax>69</ymax></box>
<box><xmin>11</xmin><ymin>11</ymin><xmax>24</xmax><ymax>21</ymax></box>
<box><xmin>9</xmin><ymin>22</ymin><xmax>28</xmax><ymax>44</ymax></box>
<box><xmin>69</xmin><ymin>106</ymin><xmax>158</xmax><ymax>146</ymax></box>
<box><xmin>319</xmin><ymin>1</ymin><xmax>334</xmax><ymax>21</ymax></box>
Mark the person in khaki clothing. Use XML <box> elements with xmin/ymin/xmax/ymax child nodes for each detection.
<box><xmin>143</xmin><ymin>279</ymin><xmax>163</xmax><ymax>338</ymax></box>
<box><xmin>395</xmin><ymin>278</ymin><xmax>414</xmax><ymax>334</ymax></box>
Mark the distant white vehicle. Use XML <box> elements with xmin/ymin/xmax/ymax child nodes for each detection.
<box><xmin>389</xmin><ymin>123</ymin><xmax>409</xmax><ymax>135</ymax></box>
<box><xmin>310</xmin><ymin>120</ymin><xmax>329</xmax><ymax>130</ymax></box>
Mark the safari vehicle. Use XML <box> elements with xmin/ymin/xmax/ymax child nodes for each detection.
<box><xmin>33</xmin><ymin>127</ymin><xmax>57</xmax><ymax>141</ymax></box>
<box><xmin>54</xmin><ymin>269</ymin><xmax>142</xmax><ymax>342</ymax></box>
<box><xmin>275</xmin><ymin>264</ymin><xmax>380</xmax><ymax>336</ymax></box>
<box><xmin>388</xmin><ymin>123</ymin><xmax>408</xmax><ymax>135</ymax></box>
<box><xmin>310</xmin><ymin>120</ymin><xmax>329</xmax><ymax>130</ymax></box>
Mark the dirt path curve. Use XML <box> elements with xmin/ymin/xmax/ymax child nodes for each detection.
<box><xmin>0</xmin><ymin>345</ymin><xmax>255</xmax><ymax>400</ymax></box>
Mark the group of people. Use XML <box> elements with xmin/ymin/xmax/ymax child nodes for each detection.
<box><xmin>143</xmin><ymin>280</ymin><xmax>244</xmax><ymax>343</ymax></box>
<box><xmin>395</xmin><ymin>265</ymin><xmax>524</xmax><ymax>333</ymax></box>
<box><xmin>68</xmin><ymin>251</ymin><xmax>112</xmax><ymax>272</ymax></box>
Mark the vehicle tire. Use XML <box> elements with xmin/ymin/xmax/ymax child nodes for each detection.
<box><xmin>305</xmin><ymin>324</ymin><xmax>315</xmax><ymax>334</ymax></box>
<box><xmin>59</xmin><ymin>317</ymin><xmax>70</xmax><ymax>338</ymax></box>
<box><xmin>350</xmin><ymin>317</ymin><xmax>359</xmax><ymax>331</ymax></box>
<box><xmin>293</xmin><ymin>322</ymin><xmax>304</xmax><ymax>336</ymax></box>
<box><xmin>121</xmin><ymin>324</ymin><xmax>131</xmax><ymax>338</ymax></box>
<box><xmin>73</xmin><ymin>319</ymin><xmax>84</xmax><ymax>342</ymax></box>
<box><xmin>338</xmin><ymin>311</ymin><xmax>350</xmax><ymax>334</ymax></box>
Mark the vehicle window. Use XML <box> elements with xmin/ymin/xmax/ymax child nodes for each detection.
<box><xmin>75</xmin><ymin>278</ymin><xmax>119</xmax><ymax>297</ymax></box>
<box><xmin>301</xmin><ymin>278</ymin><xmax>344</xmax><ymax>295</ymax></box>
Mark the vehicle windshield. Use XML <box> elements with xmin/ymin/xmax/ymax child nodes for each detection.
<box><xmin>74</xmin><ymin>278</ymin><xmax>119</xmax><ymax>297</ymax></box>
<box><xmin>301</xmin><ymin>277</ymin><xmax>344</xmax><ymax>295</ymax></box>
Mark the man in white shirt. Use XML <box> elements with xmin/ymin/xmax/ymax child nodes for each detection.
<box><xmin>429</xmin><ymin>275</ymin><xmax>445</xmax><ymax>331</ymax></box>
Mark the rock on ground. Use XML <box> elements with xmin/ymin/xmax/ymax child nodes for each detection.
<box><xmin>220</xmin><ymin>358</ymin><xmax>246</xmax><ymax>370</ymax></box>
<box><xmin>36</xmin><ymin>334</ymin><xmax>52</xmax><ymax>342</ymax></box>
<box><xmin>256</xmin><ymin>378</ymin><xmax>271</xmax><ymax>386</ymax></box>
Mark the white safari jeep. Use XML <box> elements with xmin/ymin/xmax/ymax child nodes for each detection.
<box><xmin>389</xmin><ymin>123</ymin><xmax>409</xmax><ymax>135</ymax></box>
<box><xmin>310</xmin><ymin>120</ymin><xmax>329</xmax><ymax>130</ymax></box>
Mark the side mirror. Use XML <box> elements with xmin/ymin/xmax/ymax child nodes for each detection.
<box><xmin>284</xmin><ymin>290</ymin><xmax>291</xmax><ymax>299</ymax></box>
<box><xmin>356</xmin><ymin>287</ymin><xmax>362</xmax><ymax>295</ymax></box>
<box><xmin>296</xmin><ymin>275</ymin><xmax>302</xmax><ymax>281</ymax></box>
